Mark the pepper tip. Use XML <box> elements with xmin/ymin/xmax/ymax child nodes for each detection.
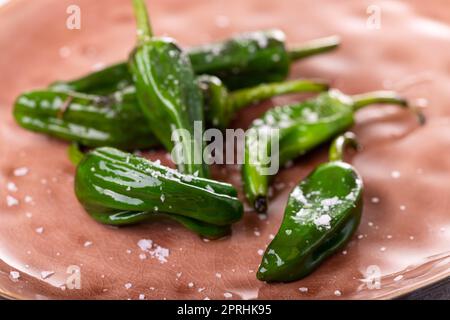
<box><xmin>254</xmin><ymin>196</ymin><xmax>268</xmax><ymax>213</ymax></box>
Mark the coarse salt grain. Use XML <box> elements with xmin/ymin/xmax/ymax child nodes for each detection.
<box><xmin>24</xmin><ymin>196</ymin><xmax>33</xmax><ymax>203</ymax></box>
<box><xmin>139</xmin><ymin>253</ymin><xmax>147</xmax><ymax>260</ymax></box>
<box><xmin>215</xmin><ymin>273</ymin><xmax>222</xmax><ymax>278</ymax></box>
<box><xmin>9</xmin><ymin>271</ymin><xmax>20</xmax><ymax>282</ymax></box>
<box><xmin>224</xmin><ymin>292</ymin><xmax>232</xmax><ymax>298</ymax></box>
<box><xmin>334</xmin><ymin>290</ymin><xmax>342</xmax><ymax>296</ymax></box>
<box><xmin>137</xmin><ymin>239</ymin><xmax>153</xmax><ymax>251</ymax></box>
<box><xmin>257</xmin><ymin>249</ymin><xmax>264</xmax><ymax>256</ymax></box>
<box><xmin>6</xmin><ymin>195</ymin><xmax>19</xmax><ymax>207</ymax></box>
<box><xmin>35</xmin><ymin>227</ymin><xmax>44</xmax><ymax>234</ymax></box>
<box><xmin>371</xmin><ymin>197</ymin><xmax>380</xmax><ymax>204</ymax></box>
<box><xmin>83</xmin><ymin>241</ymin><xmax>93</xmax><ymax>247</ymax></box>
<box><xmin>139</xmin><ymin>294</ymin><xmax>145</xmax><ymax>300</ymax></box>
<box><xmin>7</xmin><ymin>182</ymin><xmax>17</xmax><ymax>192</ymax></box>
<box><xmin>188</xmin><ymin>282</ymin><xmax>194</xmax><ymax>288</ymax></box>
<box><xmin>299</xmin><ymin>287</ymin><xmax>308</xmax><ymax>293</ymax></box>
<box><xmin>124</xmin><ymin>283</ymin><xmax>132</xmax><ymax>289</ymax></box>
<box><xmin>14</xmin><ymin>167</ymin><xmax>29</xmax><ymax>177</ymax></box>
<box><xmin>314</xmin><ymin>214</ymin><xmax>332</xmax><ymax>229</ymax></box>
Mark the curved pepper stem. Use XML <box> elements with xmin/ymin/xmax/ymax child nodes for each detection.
<box><xmin>229</xmin><ymin>79</ymin><xmax>329</xmax><ymax>113</ymax></box>
<box><xmin>329</xmin><ymin>132</ymin><xmax>359</xmax><ymax>162</ymax></box>
<box><xmin>351</xmin><ymin>91</ymin><xmax>425</xmax><ymax>125</ymax></box>
<box><xmin>68</xmin><ymin>143</ymin><xmax>85</xmax><ymax>166</ymax></box>
<box><xmin>288</xmin><ymin>35</ymin><xmax>340</xmax><ymax>61</ymax></box>
<box><xmin>133</xmin><ymin>0</ymin><xmax>153</xmax><ymax>44</ymax></box>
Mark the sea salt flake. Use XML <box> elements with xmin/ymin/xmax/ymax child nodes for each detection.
<box><xmin>41</xmin><ymin>271</ymin><xmax>55</xmax><ymax>279</ymax></box>
<box><xmin>6</xmin><ymin>195</ymin><xmax>19</xmax><ymax>207</ymax></box>
<box><xmin>215</xmin><ymin>272</ymin><xmax>222</xmax><ymax>278</ymax></box>
<box><xmin>7</xmin><ymin>182</ymin><xmax>17</xmax><ymax>192</ymax></box>
<box><xmin>9</xmin><ymin>271</ymin><xmax>20</xmax><ymax>282</ymax></box>
<box><xmin>257</xmin><ymin>249</ymin><xmax>264</xmax><ymax>256</ymax></box>
<box><xmin>371</xmin><ymin>197</ymin><xmax>380</xmax><ymax>204</ymax></box>
<box><xmin>83</xmin><ymin>241</ymin><xmax>93</xmax><ymax>247</ymax></box>
<box><xmin>139</xmin><ymin>294</ymin><xmax>145</xmax><ymax>300</ymax></box>
<box><xmin>188</xmin><ymin>282</ymin><xmax>194</xmax><ymax>288</ymax></box>
<box><xmin>24</xmin><ymin>195</ymin><xmax>33</xmax><ymax>203</ymax></box>
<box><xmin>137</xmin><ymin>239</ymin><xmax>153</xmax><ymax>251</ymax></box>
<box><xmin>35</xmin><ymin>227</ymin><xmax>44</xmax><ymax>234</ymax></box>
<box><xmin>334</xmin><ymin>290</ymin><xmax>342</xmax><ymax>296</ymax></box>
<box><xmin>224</xmin><ymin>292</ymin><xmax>232</xmax><ymax>298</ymax></box>
<box><xmin>14</xmin><ymin>167</ymin><xmax>29</xmax><ymax>176</ymax></box>
<box><xmin>139</xmin><ymin>253</ymin><xmax>147</xmax><ymax>260</ymax></box>
<box><xmin>124</xmin><ymin>283</ymin><xmax>132</xmax><ymax>289</ymax></box>
<box><xmin>198</xmin><ymin>287</ymin><xmax>205</xmax><ymax>293</ymax></box>
<box><xmin>314</xmin><ymin>214</ymin><xmax>332</xmax><ymax>229</ymax></box>
<box><xmin>299</xmin><ymin>287</ymin><xmax>308</xmax><ymax>293</ymax></box>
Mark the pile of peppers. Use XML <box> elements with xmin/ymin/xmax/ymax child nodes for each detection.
<box><xmin>12</xmin><ymin>0</ymin><xmax>425</xmax><ymax>282</ymax></box>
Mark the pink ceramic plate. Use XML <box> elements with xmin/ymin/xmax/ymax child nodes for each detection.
<box><xmin>0</xmin><ymin>0</ymin><xmax>449</xmax><ymax>299</ymax></box>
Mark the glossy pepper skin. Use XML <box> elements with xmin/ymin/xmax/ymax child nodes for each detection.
<box><xmin>13</xmin><ymin>88</ymin><xmax>158</xmax><ymax>150</ymax></box>
<box><xmin>198</xmin><ymin>75</ymin><xmax>329</xmax><ymax>129</ymax></box>
<box><xmin>128</xmin><ymin>0</ymin><xmax>209</xmax><ymax>177</ymax></box>
<box><xmin>243</xmin><ymin>89</ymin><xmax>424</xmax><ymax>213</ymax></box>
<box><xmin>51</xmin><ymin>32</ymin><xmax>339</xmax><ymax>95</ymax></box>
<box><xmin>75</xmin><ymin>147</ymin><xmax>243</xmax><ymax>238</ymax></box>
<box><xmin>257</xmin><ymin>132</ymin><xmax>363</xmax><ymax>282</ymax></box>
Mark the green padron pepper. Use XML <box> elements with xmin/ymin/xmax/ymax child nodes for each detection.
<box><xmin>74</xmin><ymin>147</ymin><xmax>243</xmax><ymax>239</ymax></box>
<box><xmin>13</xmin><ymin>88</ymin><xmax>158</xmax><ymax>150</ymax></box>
<box><xmin>128</xmin><ymin>0</ymin><xmax>209</xmax><ymax>177</ymax></box>
<box><xmin>243</xmin><ymin>89</ymin><xmax>425</xmax><ymax>213</ymax></box>
<box><xmin>50</xmin><ymin>32</ymin><xmax>339</xmax><ymax>95</ymax></box>
<box><xmin>257</xmin><ymin>132</ymin><xmax>362</xmax><ymax>282</ymax></box>
<box><xmin>14</xmin><ymin>78</ymin><xmax>328</xmax><ymax>150</ymax></box>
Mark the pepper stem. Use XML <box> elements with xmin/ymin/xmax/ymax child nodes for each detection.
<box><xmin>329</xmin><ymin>132</ymin><xmax>359</xmax><ymax>162</ymax></box>
<box><xmin>132</xmin><ymin>0</ymin><xmax>153</xmax><ymax>44</ymax></box>
<box><xmin>351</xmin><ymin>91</ymin><xmax>425</xmax><ymax>125</ymax></box>
<box><xmin>228</xmin><ymin>79</ymin><xmax>329</xmax><ymax>113</ymax></box>
<box><xmin>68</xmin><ymin>143</ymin><xmax>85</xmax><ymax>166</ymax></box>
<box><xmin>288</xmin><ymin>35</ymin><xmax>340</xmax><ymax>61</ymax></box>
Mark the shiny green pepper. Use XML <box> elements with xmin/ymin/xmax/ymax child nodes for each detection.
<box><xmin>128</xmin><ymin>0</ymin><xmax>209</xmax><ymax>177</ymax></box>
<box><xmin>13</xmin><ymin>88</ymin><xmax>158</xmax><ymax>150</ymax></box>
<box><xmin>257</xmin><ymin>132</ymin><xmax>362</xmax><ymax>282</ymax></box>
<box><xmin>198</xmin><ymin>75</ymin><xmax>328</xmax><ymax>129</ymax></box>
<box><xmin>243</xmin><ymin>89</ymin><xmax>424</xmax><ymax>213</ymax></box>
<box><xmin>74</xmin><ymin>147</ymin><xmax>243</xmax><ymax>238</ymax></box>
<box><xmin>50</xmin><ymin>33</ymin><xmax>339</xmax><ymax>95</ymax></box>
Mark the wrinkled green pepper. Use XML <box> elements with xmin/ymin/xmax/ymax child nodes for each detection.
<box><xmin>51</xmin><ymin>32</ymin><xmax>338</xmax><ymax>95</ymax></box>
<box><xmin>198</xmin><ymin>75</ymin><xmax>328</xmax><ymax>129</ymax></box>
<box><xmin>15</xmin><ymin>76</ymin><xmax>328</xmax><ymax>150</ymax></box>
<box><xmin>13</xmin><ymin>88</ymin><xmax>158</xmax><ymax>150</ymax></box>
<box><xmin>243</xmin><ymin>89</ymin><xmax>424</xmax><ymax>213</ymax></box>
<box><xmin>257</xmin><ymin>132</ymin><xmax>363</xmax><ymax>282</ymax></box>
<box><xmin>128</xmin><ymin>0</ymin><xmax>208</xmax><ymax>177</ymax></box>
<box><xmin>75</xmin><ymin>147</ymin><xmax>243</xmax><ymax>239</ymax></box>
